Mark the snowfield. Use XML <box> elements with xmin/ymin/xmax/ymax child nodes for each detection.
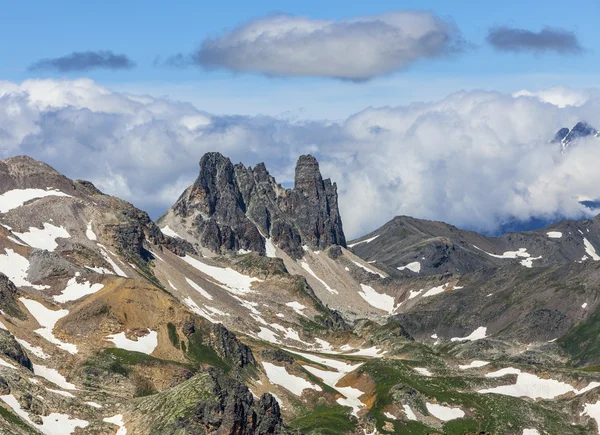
<box><xmin>183</xmin><ymin>255</ymin><xmax>260</xmax><ymax>294</ymax></box>
<box><xmin>104</xmin><ymin>414</ymin><xmax>128</xmax><ymax>435</ymax></box>
<box><xmin>33</xmin><ymin>363</ymin><xmax>77</xmax><ymax>390</ymax></box>
<box><xmin>262</xmin><ymin>362</ymin><xmax>321</xmax><ymax>396</ymax></box>
<box><xmin>19</xmin><ymin>297</ymin><xmax>77</xmax><ymax>354</ymax></box>
<box><xmin>479</xmin><ymin>367</ymin><xmax>600</xmax><ymax>399</ymax></box>
<box><xmin>300</xmin><ymin>261</ymin><xmax>338</xmax><ymax>294</ymax></box>
<box><xmin>451</xmin><ymin>327</ymin><xmax>488</xmax><ymax>342</ymax></box>
<box><xmin>1</xmin><ymin>393</ymin><xmax>89</xmax><ymax>435</ymax></box>
<box><xmin>0</xmin><ymin>248</ymin><xmax>49</xmax><ymax>290</ymax></box>
<box><xmin>347</xmin><ymin>234</ymin><xmax>379</xmax><ymax>248</ymax></box>
<box><xmin>160</xmin><ymin>225</ymin><xmax>182</xmax><ymax>239</ymax></box>
<box><xmin>397</xmin><ymin>261</ymin><xmax>421</xmax><ymax>273</ymax></box>
<box><xmin>583</xmin><ymin>238</ymin><xmax>600</xmax><ymax>261</ymax></box>
<box><xmin>106</xmin><ymin>330</ymin><xmax>158</xmax><ymax>355</ymax></box>
<box><xmin>0</xmin><ymin>188</ymin><xmax>71</xmax><ymax>213</ymax></box>
<box><xmin>459</xmin><ymin>360</ymin><xmax>489</xmax><ymax>370</ymax></box>
<box><xmin>547</xmin><ymin>231</ymin><xmax>562</xmax><ymax>238</ymax></box>
<box><xmin>351</xmin><ymin>260</ymin><xmax>385</xmax><ymax>278</ymax></box>
<box><xmin>426</xmin><ymin>402</ymin><xmax>465</xmax><ymax>421</ymax></box>
<box><xmin>474</xmin><ymin>246</ymin><xmax>542</xmax><ymax>268</ymax></box>
<box><xmin>14</xmin><ymin>223</ymin><xmax>70</xmax><ymax>251</ymax></box>
<box><xmin>53</xmin><ymin>274</ymin><xmax>104</xmax><ymax>303</ymax></box>
<box><xmin>185</xmin><ymin>277</ymin><xmax>213</xmax><ymax>300</ymax></box>
<box><xmin>358</xmin><ymin>284</ymin><xmax>396</xmax><ymax>314</ymax></box>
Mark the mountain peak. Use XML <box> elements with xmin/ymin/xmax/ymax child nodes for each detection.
<box><xmin>160</xmin><ymin>153</ymin><xmax>346</xmax><ymax>258</ymax></box>
<box><xmin>553</xmin><ymin>121</ymin><xmax>598</xmax><ymax>151</ymax></box>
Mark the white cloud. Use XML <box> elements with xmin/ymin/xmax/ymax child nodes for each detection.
<box><xmin>0</xmin><ymin>79</ymin><xmax>599</xmax><ymax>239</ymax></box>
<box><xmin>190</xmin><ymin>12</ymin><xmax>465</xmax><ymax>80</ymax></box>
<box><xmin>513</xmin><ymin>86</ymin><xmax>598</xmax><ymax>108</ymax></box>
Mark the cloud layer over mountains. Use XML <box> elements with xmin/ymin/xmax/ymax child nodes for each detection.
<box><xmin>0</xmin><ymin>79</ymin><xmax>599</xmax><ymax>238</ymax></box>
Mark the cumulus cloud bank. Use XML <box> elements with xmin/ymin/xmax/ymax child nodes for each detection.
<box><xmin>185</xmin><ymin>12</ymin><xmax>465</xmax><ymax>80</ymax></box>
<box><xmin>487</xmin><ymin>27</ymin><xmax>582</xmax><ymax>54</ymax></box>
<box><xmin>0</xmin><ymin>79</ymin><xmax>599</xmax><ymax>238</ymax></box>
<box><xmin>29</xmin><ymin>50</ymin><xmax>135</xmax><ymax>72</ymax></box>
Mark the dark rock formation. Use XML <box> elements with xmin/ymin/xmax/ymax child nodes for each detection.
<box><xmin>130</xmin><ymin>369</ymin><xmax>292</xmax><ymax>434</ymax></box>
<box><xmin>0</xmin><ymin>330</ymin><xmax>32</xmax><ymax>371</ymax></box>
<box><xmin>0</xmin><ymin>274</ymin><xmax>25</xmax><ymax>320</ymax></box>
<box><xmin>161</xmin><ymin>152</ymin><xmax>346</xmax><ymax>259</ymax></box>
<box><xmin>208</xmin><ymin>324</ymin><xmax>256</xmax><ymax>370</ymax></box>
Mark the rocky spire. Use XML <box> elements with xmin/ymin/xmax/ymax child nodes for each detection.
<box><xmin>161</xmin><ymin>153</ymin><xmax>346</xmax><ymax>258</ymax></box>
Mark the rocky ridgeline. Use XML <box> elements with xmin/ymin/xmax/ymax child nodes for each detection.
<box><xmin>160</xmin><ymin>152</ymin><xmax>346</xmax><ymax>258</ymax></box>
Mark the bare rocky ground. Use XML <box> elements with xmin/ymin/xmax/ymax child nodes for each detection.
<box><xmin>0</xmin><ymin>155</ymin><xmax>599</xmax><ymax>434</ymax></box>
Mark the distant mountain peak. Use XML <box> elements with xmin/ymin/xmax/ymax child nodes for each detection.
<box><xmin>553</xmin><ymin>121</ymin><xmax>599</xmax><ymax>151</ymax></box>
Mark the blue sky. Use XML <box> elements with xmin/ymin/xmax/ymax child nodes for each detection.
<box><xmin>2</xmin><ymin>0</ymin><xmax>599</xmax><ymax>118</ymax></box>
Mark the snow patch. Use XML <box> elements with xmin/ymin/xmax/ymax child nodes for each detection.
<box><xmin>473</xmin><ymin>246</ymin><xmax>541</xmax><ymax>268</ymax></box>
<box><xmin>160</xmin><ymin>225</ymin><xmax>182</xmax><ymax>239</ymax></box>
<box><xmin>14</xmin><ymin>223</ymin><xmax>70</xmax><ymax>251</ymax></box>
<box><xmin>358</xmin><ymin>284</ymin><xmax>397</xmax><ymax>314</ymax></box>
<box><xmin>262</xmin><ymin>362</ymin><xmax>321</xmax><ymax>396</ymax></box>
<box><xmin>265</xmin><ymin>238</ymin><xmax>277</xmax><ymax>258</ymax></box>
<box><xmin>403</xmin><ymin>404</ymin><xmax>418</xmax><ymax>421</ymax></box>
<box><xmin>451</xmin><ymin>327</ymin><xmax>488</xmax><ymax>342</ymax></box>
<box><xmin>583</xmin><ymin>238</ymin><xmax>600</xmax><ymax>261</ymax></box>
<box><xmin>347</xmin><ymin>235</ymin><xmax>379</xmax><ymax>248</ymax></box>
<box><xmin>459</xmin><ymin>360</ymin><xmax>490</xmax><ymax>370</ymax></box>
<box><xmin>104</xmin><ymin>414</ymin><xmax>127</xmax><ymax>435</ymax></box>
<box><xmin>547</xmin><ymin>231</ymin><xmax>562</xmax><ymax>238</ymax></box>
<box><xmin>97</xmin><ymin>244</ymin><xmax>128</xmax><ymax>277</ymax></box>
<box><xmin>53</xmin><ymin>276</ymin><xmax>104</xmax><ymax>303</ymax></box>
<box><xmin>183</xmin><ymin>297</ymin><xmax>217</xmax><ymax>323</ymax></box>
<box><xmin>285</xmin><ymin>301</ymin><xmax>307</xmax><ymax>316</ymax></box>
<box><xmin>0</xmin><ymin>188</ymin><xmax>71</xmax><ymax>213</ymax></box>
<box><xmin>0</xmin><ymin>249</ymin><xmax>49</xmax><ymax>290</ymax></box>
<box><xmin>300</xmin><ymin>261</ymin><xmax>338</xmax><ymax>294</ymax></box>
<box><xmin>33</xmin><ymin>363</ymin><xmax>77</xmax><ymax>390</ymax></box>
<box><xmin>413</xmin><ymin>367</ymin><xmax>432</xmax><ymax>376</ymax></box>
<box><xmin>426</xmin><ymin>403</ymin><xmax>465</xmax><ymax>421</ymax></box>
<box><xmin>19</xmin><ymin>297</ymin><xmax>77</xmax><ymax>354</ymax></box>
<box><xmin>185</xmin><ymin>277</ymin><xmax>213</xmax><ymax>300</ymax></box>
<box><xmin>85</xmin><ymin>221</ymin><xmax>97</xmax><ymax>241</ymax></box>
<box><xmin>182</xmin><ymin>255</ymin><xmax>260</xmax><ymax>294</ymax></box>
<box><xmin>106</xmin><ymin>330</ymin><xmax>158</xmax><ymax>355</ymax></box>
<box><xmin>479</xmin><ymin>367</ymin><xmax>600</xmax><ymax>399</ymax></box>
<box><xmin>351</xmin><ymin>260</ymin><xmax>385</xmax><ymax>278</ymax></box>
<box><xmin>16</xmin><ymin>338</ymin><xmax>50</xmax><ymax>359</ymax></box>
<box><xmin>397</xmin><ymin>261</ymin><xmax>421</xmax><ymax>273</ymax></box>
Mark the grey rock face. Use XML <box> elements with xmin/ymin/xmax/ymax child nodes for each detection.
<box><xmin>162</xmin><ymin>152</ymin><xmax>346</xmax><ymax>258</ymax></box>
<box><xmin>208</xmin><ymin>323</ymin><xmax>256</xmax><ymax>370</ymax></box>
<box><xmin>0</xmin><ymin>330</ymin><xmax>32</xmax><ymax>371</ymax></box>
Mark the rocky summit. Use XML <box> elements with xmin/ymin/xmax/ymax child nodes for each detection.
<box><xmin>1</xmin><ymin>153</ymin><xmax>600</xmax><ymax>434</ymax></box>
<box><xmin>158</xmin><ymin>152</ymin><xmax>346</xmax><ymax>259</ymax></box>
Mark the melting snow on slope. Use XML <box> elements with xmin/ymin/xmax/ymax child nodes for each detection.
<box><xmin>265</xmin><ymin>238</ymin><xmax>277</xmax><ymax>258</ymax></box>
<box><xmin>183</xmin><ymin>297</ymin><xmax>217</xmax><ymax>323</ymax></box>
<box><xmin>459</xmin><ymin>360</ymin><xmax>490</xmax><ymax>370</ymax></box>
<box><xmin>426</xmin><ymin>403</ymin><xmax>465</xmax><ymax>421</ymax></box>
<box><xmin>33</xmin><ymin>363</ymin><xmax>77</xmax><ymax>390</ymax></box>
<box><xmin>0</xmin><ymin>394</ymin><xmax>88</xmax><ymax>435</ymax></box>
<box><xmin>19</xmin><ymin>297</ymin><xmax>77</xmax><ymax>354</ymax></box>
<box><xmin>86</xmin><ymin>221</ymin><xmax>97</xmax><ymax>240</ymax></box>
<box><xmin>451</xmin><ymin>327</ymin><xmax>488</xmax><ymax>342</ymax></box>
<box><xmin>285</xmin><ymin>301</ymin><xmax>307</xmax><ymax>316</ymax></box>
<box><xmin>97</xmin><ymin>244</ymin><xmax>128</xmax><ymax>277</ymax></box>
<box><xmin>583</xmin><ymin>238</ymin><xmax>600</xmax><ymax>261</ymax></box>
<box><xmin>413</xmin><ymin>367</ymin><xmax>432</xmax><ymax>376</ymax></box>
<box><xmin>423</xmin><ymin>283</ymin><xmax>450</xmax><ymax>298</ymax></box>
<box><xmin>348</xmin><ymin>346</ymin><xmax>386</xmax><ymax>357</ymax></box>
<box><xmin>104</xmin><ymin>414</ymin><xmax>127</xmax><ymax>435</ymax></box>
<box><xmin>522</xmin><ymin>430</ymin><xmax>541</xmax><ymax>435</ymax></box>
<box><xmin>547</xmin><ymin>232</ymin><xmax>562</xmax><ymax>238</ymax></box>
<box><xmin>397</xmin><ymin>261</ymin><xmax>421</xmax><ymax>273</ymax></box>
<box><xmin>14</xmin><ymin>223</ymin><xmax>70</xmax><ymax>251</ymax></box>
<box><xmin>106</xmin><ymin>330</ymin><xmax>158</xmax><ymax>355</ymax></box>
<box><xmin>262</xmin><ymin>362</ymin><xmax>321</xmax><ymax>396</ymax></box>
<box><xmin>16</xmin><ymin>338</ymin><xmax>50</xmax><ymax>359</ymax></box>
<box><xmin>347</xmin><ymin>235</ymin><xmax>379</xmax><ymax>248</ymax></box>
<box><xmin>581</xmin><ymin>401</ymin><xmax>600</xmax><ymax>433</ymax></box>
<box><xmin>479</xmin><ymin>367</ymin><xmax>600</xmax><ymax>399</ymax></box>
<box><xmin>403</xmin><ymin>404</ymin><xmax>418</xmax><ymax>420</ymax></box>
<box><xmin>300</xmin><ymin>261</ymin><xmax>338</xmax><ymax>294</ymax></box>
<box><xmin>183</xmin><ymin>255</ymin><xmax>260</xmax><ymax>294</ymax></box>
<box><xmin>358</xmin><ymin>284</ymin><xmax>397</xmax><ymax>314</ymax></box>
<box><xmin>53</xmin><ymin>274</ymin><xmax>104</xmax><ymax>303</ymax></box>
<box><xmin>185</xmin><ymin>278</ymin><xmax>213</xmax><ymax>300</ymax></box>
<box><xmin>0</xmin><ymin>188</ymin><xmax>71</xmax><ymax>213</ymax></box>
<box><xmin>0</xmin><ymin>249</ymin><xmax>49</xmax><ymax>290</ymax></box>
<box><xmin>474</xmin><ymin>246</ymin><xmax>541</xmax><ymax>268</ymax></box>
<box><xmin>288</xmin><ymin>350</ymin><xmax>365</xmax><ymax>416</ymax></box>
<box><xmin>160</xmin><ymin>225</ymin><xmax>182</xmax><ymax>239</ymax></box>
<box><xmin>351</xmin><ymin>260</ymin><xmax>385</xmax><ymax>278</ymax></box>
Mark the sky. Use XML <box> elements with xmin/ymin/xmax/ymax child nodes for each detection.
<box><xmin>0</xmin><ymin>0</ymin><xmax>600</xmax><ymax>238</ymax></box>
